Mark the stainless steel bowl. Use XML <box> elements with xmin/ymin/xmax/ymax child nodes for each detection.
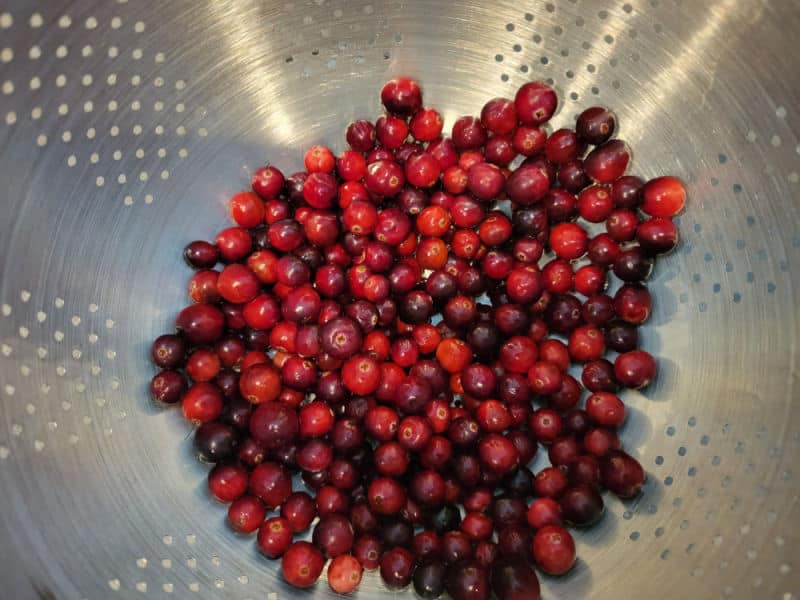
<box><xmin>1</xmin><ymin>1</ymin><xmax>798</xmax><ymax>598</ymax></box>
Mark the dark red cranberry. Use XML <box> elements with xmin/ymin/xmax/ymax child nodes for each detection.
<box><xmin>563</xmin><ymin>408</ymin><xmax>592</xmax><ymax>438</ymax></box>
<box><xmin>442</xmin><ymin>531</ymin><xmax>474</xmax><ymax>565</ymax></box>
<box><xmin>227</xmin><ymin>495</ymin><xmax>266</xmax><ymax>534</ymax></box>
<box><xmin>194</xmin><ymin>421</ymin><xmax>238</xmax><ymax>463</ymax></box>
<box><xmin>491</xmin><ymin>559</ymin><xmax>541</xmax><ymax>600</ymax></box>
<box><xmin>452</xmin><ymin>116</ymin><xmax>488</xmax><ymax>151</ymax></box>
<box><xmin>545</xmin><ymin>128</ymin><xmax>580</xmax><ymax>164</ymax></box>
<box><xmin>258</xmin><ymin>517</ymin><xmax>293</xmax><ymax>558</ymax></box>
<box><xmin>381</xmin><ymin>77</ymin><xmax>423</xmax><ymax>115</ymax></box>
<box><xmin>557</xmin><ymin>160</ymin><xmax>590</xmax><ymax>194</ymax></box>
<box><xmin>600</xmin><ymin>450</ymin><xmax>646</xmax><ymax>498</ymax></box>
<box><xmin>527</xmin><ymin>497</ymin><xmax>563</xmax><ymax>530</ymax></box>
<box><xmin>583</xmin><ymin>427</ymin><xmax>621</xmax><ymax>457</ymax></box>
<box><xmin>448</xmin><ymin>417</ymin><xmax>481</xmax><ymax>447</ymax></box>
<box><xmin>560</xmin><ymin>484</ymin><xmax>604</xmax><ymax>526</ymax></box>
<box><xmin>478</xmin><ymin>434</ymin><xmax>519</xmax><ymax>475</ymax></box>
<box><xmin>150</xmin><ymin>370</ymin><xmax>187</xmax><ymax>404</ymax></box>
<box><xmin>237</xmin><ymin>437</ymin><xmax>265</xmax><ymax>467</ymax></box>
<box><xmin>380</xmin><ymin>547</ymin><xmax>415</xmax><ymax>589</ymax></box>
<box><xmin>548</xmin><ymin>436</ymin><xmax>581</xmax><ymax>467</ymax></box>
<box><xmin>175</xmin><ymin>305</ymin><xmax>225</xmax><ymax>345</ymax></box>
<box><xmin>527</xmin><ymin>361</ymin><xmax>563</xmax><ymax>396</ymax></box>
<box><xmin>497</xmin><ymin>524</ymin><xmax>531</xmax><ymax>559</ymax></box>
<box><xmin>606</xmin><ymin>321</ymin><xmax>639</xmax><ymax>353</ymax></box>
<box><xmin>184</xmin><ymin>240</ymin><xmax>219</xmax><ymax>269</ymax></box>
<box><xmin>382</xmin><ymin>519</ymin><xmax>414</xmax><ymax>549</ymax></box>
<box><xmin>576</xmin><ymin>106</ymin><xmax>616</xmax><ymax>145</ymax></box>
<box><xmin>637</xmin><ymin>217</ymin><xmax>679</xmax><ymax>254</ymax></box>
<box><xmin>532</xmin><ymin>526</ymin><xmax>576</xmax><ymax>575</ymax></box>
<box><xmin>611</xmin><ymin>174</ymin><xmax>644</xmax><ymax>208</ymax></box>
<box><xmin>251</xmin><ymin>165</ymin><xmax>284</xmax><ymax>199</ymax></box>
<box><xmin>249</xmin><ymin>401</ymin><xmax>298</xmax><ymax>449</ymax></box>
<box><xmin>614</xmin><ymin>350</ymin><xmax>656</xmax><ymax>388</ymax></box>
<box><xmin>346</xmin><ymin>119</ymin><xmax>376</xmax><ymax>151</ymax></box>
<box><xmin>568</xmin><ymin>454</ymin><xmax>601</xmax><ymax>488</ymax></box>
<box><xmin>446</xmin><ymin>560</ymin><xmax>489</xmax><ymax>600</ymax></box>
<box><xmin>581</xmin><ymin>359</ymin><xmax>618</xmax><ymax>393</ymax></box>
<box><xmin>484</xmin><ymin>135</ymin><xmax>516</xmax><ymax>167</ymax></box>
<box><xmin>533</xmin><ymin>467</ymin><xmax>568</xmax><ymax>499</ymax></box>
<box><xmin>312</xmin><ymin>513</ymin><xmax>354</xmax><ymax>558</ymax></box>
<box><xmin>461</xmin><ymin>364</ymin><xmax>496</xmax><ymax>399</ymax></box>
<box><xmin>353</xmin><ymin>535</ymin><xmax>382</xmax><ymax>571</ymax></box>
<box><xmin>505</xmin><ymin>164</ymin><xmax>551</xmax><ymax>205</ymax></box>
<box><xmin>544</xmin><ymin>294</ymin><xmax>583</xmax><ymax>334</ymax></box>
<box><xmin>414</xmin><ymin>560</ymin><xmax>447</xmax><ymax>599</ymax></box>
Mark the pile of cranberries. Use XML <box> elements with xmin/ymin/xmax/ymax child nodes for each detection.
<box><xmin>149</xmin><ymin>77</ymin><xmax>684</xmax><ymax>599</ymax></box>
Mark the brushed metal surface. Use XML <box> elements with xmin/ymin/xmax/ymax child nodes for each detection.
<box><xmin>1</xmin><ymin>0</ymin><xmax>798</xmax><ymax>598</ymax></box>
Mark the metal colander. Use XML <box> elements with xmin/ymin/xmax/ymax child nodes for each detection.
<box><xmin>1</xmin><ymin>0</ymin><xmax>798</xmax><ymax>598</ymax></box>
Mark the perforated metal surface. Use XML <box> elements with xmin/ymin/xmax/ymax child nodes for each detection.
<box><xmin>1</xmin><ymin>1</ymin><xmax>799</xmax><ymax>598</ymax></box>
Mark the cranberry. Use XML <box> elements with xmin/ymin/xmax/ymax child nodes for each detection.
<box><xmin>207</xmin><ymin>462</ymin><xmax>248</xmax><ymax>503</ymax></box>
<box><xmin>583</xmin><ymin>427</ymin><xmax>621</xmax><ymax>457</ymax></box>
<box><xmin>467</xmin><ymin>162</ymin><xmax>506</xmax><ymax>200</ymax></box>
<box><xmin>478</xmin><ymin>434</ymin><xmax>520</xmax><ymax>475</ymax></box>
<box><xmin>446</xmin><ymin>560</ymin><xmax>489</xmax><ymax>600</ymax></box>
<box><xmin>491</xmin><ymin>559</ymin><xmax>541</xmax><ymax>600</ymax></box>
<box><xmin>452</xmin><ymin>116</ymin><xmax>488</xmax><ymax>151</ymax></box>
<box><xmin>282</xmin><ymin>541</ymin><xmax>325</xmax><ymax>588</ymax></box>
<box><xmin>545</xmin><ymin>128</ymin><xmax>580</xmax><ymax>164</ymax></box>
<box><xmin>559</xmin><ymin>484</ymin><xmax>605</xmax><ymax>526</ymax></box>
<box><xmin>613</xmin><ymin>246</ymin><xmax>653</xmax><ymax>282</ymax></box>
<box><xmin>606</xmin><ymin>320</ymin><xmax>639</xmax><ymax>353</ymax></box>
<box><xmin>258</xmin><ymin>516</ymin><xmax>293</xmax><ymax>559</ymax></box>
<box><xmin>346</xmin><ymin>119</ymin><xmax>376</xmax><ymax>151</ymax></box>
<box><xmin>368</xmin><ymin>477</ymin><xmax>406</xmax><ymax>515</ymax></box>
<box><xmin>151</xmin><ymin>334</ymin><xmax>187</xmax><ymax>369</ymax></box>
<box><xmin>194</xmin><ymin>421</ymin><xmax>239</xmax><ymax>463</ymax></box>
<box><xmin>642</xmin><ymin>175</ymin><xmax>686</xmax><ymax>217</ymax></box>
<box><xmin>182</xmin><ymin>383</ymin><xmax>224</xmax><ymax>423</ymax></box>
<box><xmin>381</xmin><ymin>77</ymin><xmax>423</xmax><ymax>115</ymax></box>
<box><xmin>584</xmin><ymin>140</ymin><xmax>630</xmax><ymax>183</ymax></box>
<box><xmin>549</xmin><ymin>222</ymin><xmax>588</xmax><ymax>260</ymax></box>
<box><xmin>600</xmin><ymin>449</ymin><xmax>646</xmax><ymax>498</ymax></box>
<box><xmin>380</xmin><ymin>547</ymin><xmax>415</xmax><ymax>589</ymax></box>
<box><xmin>527</xmin><ymin>497</ymin><xmax>563</xmax><ymax>530</ymax></box>
<box><xmin>322</xmin><ymin>555</ymin><xmax>362</xmax><ymax>594</ymax></box>
<box><xmin>228</xmin><ymin>495</ymin><xmax>266</xmax><ymax>533</ymax></box>
<box><xmin>527</xmin><ymin>362</ymin><xmax>563</xmax><ymax>396</ymax></box>
<box><xmin>568</xmin><ymin>454</ymin><xmax>601</xmax><ymax>488</ymax></box>
<box><xmin>175</xmin><ymin>304</ymin><xmax>225</xmax><ymax>345</ymax></box>
<box><xmin>414</xmin><ymin>560</ymin><xmax>447</xmax><ymax>599</ymax></box>
<box><xmin>461</xmin><ymin>364</ymin><xmax>496</xmax><ymax>398</ymax></box>
<box><xmin>279</xmin><ymin>491</ymin><xmax>315</xmax><ymax>533</ymax></box>
<box><xmin>441</xmin><ymin>531</ymin><xmax>474</xmax><ymax>564</ymax></box>
<box><xmin>582</xmin><ymin>359</ymin><xmax>618</xmax><ymax>393</ymax></box>
<box><xmin>251</xmin><ymin>165</ymin><xmax>285</xmax><ymax>199</ymax></box>
<box><xmin>515</xmin><ymin>81</ymin><xmax>557</xmax><ymax>125</ymax></box>
<box><xmin>637</xmin><ymin>216</ymin><xmax>679</xmax><ymax>254</ymax></box>
<box><xmin>614</xmin><ymin>349</ymin><xmax>656</xmax><ymax>388</ymax></box>
<box><xmin>576</xmin><ymin>106</ymin><xmax>616</xmax><ymax>145</ymax></box>
<box><xmin>505</xmin><ymin>164</ymin><xmax>550</xmax><ymax>205</ymax></box>
<box><xmin>411</xmin><ymin>107</ymin><xmax>444</xmax><ymax>141</ymax></box>
<box><xmin>532</xmin><ymin>525</ymin><xmax>576</xmax><ymax>575</ymax></box>
<box><xmin>150</xmin><ymin>370</ymin><xmax>187</xmax><ymax>404</ymax></box>
<box><xmin>568</xmin><ymin>325</ymin><xmax>606</xmax><ymax>362</ymax></box>
<box><xmin>312</xmin><ymin>513</ymin><xmax>354</xmax><ymax>558</ymax></box>
<box><xmin>557</xmin><ymin>160</ymin><xmax>590</xmax><ymax>194</ymax></box>
<box><xmin>533</xmin><ymin>467</ymin><xmax>568</xmax><ymax>499</ymax></box>
<box><xmin>184</xmin><ymin>240</ymin><xmax>219</xmax><ymax>269</ymax></box>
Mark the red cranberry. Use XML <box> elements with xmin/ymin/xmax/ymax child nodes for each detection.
<box><xmin>527</xmin><ymin>497</ymin><xmax>563</xmax><ymax>529</ymax></box>
<box><xmin>257</xmin><ymin>516</ymin><xmax>293</xmax><ymax>559</ymax></box>
<box><xmin>452</xmin><ymin>116</ymin><xmax>488</xmax><ymax>151</ymax></box>
<box><xmin>208</xmin><ymin>462</ymin><xmax>248</xmax><ymax>503</ymax></box>
<box><xmin>478</xmin><ymin>434</ymin><xmax>520</xmax><ymax>475</ymax></box>
<box><xmin>347</xmin><ymin>119</ymin><xmax>376</xmax><ymax>151</ymax></box>
<box><xmin>151</xmin><ymin>334</ymin><xmax>187</xmax><ymax>369</ymax></box>
<box><xmin>467</xmin><ymin>162</ymin><xmax>505</xmax><ymax>200</ymax></box>
<box><xmin>327</xmin><ymin>554</ymin><xmax>363</xmax><ymax>594</ymax></box>
<box><xmin>480</xmin><ymin>97</ymin><xmax>517</xmax><ymax>134</ymax></box>
<box><xmin>228</xmin><ymin>495</ymin><xmax>266</xmax><ymax>533</ymax></box>
<box><xmin>182</xmin><ymin>383</ymin><xmax>224</xmax><ymax>423</ymax></box>
<box><xmin>533</xmin><ymin>467</ymin><xmax>568</xmax><ymax>499</ymax></box>
<box><xmin>515</xmin><ymin>82</ymin><xmax>557</xmax><ymax>125</ymax></box>
<box><xmin>249</xmin><ymin>402</ymin><xmax>298</xmax><ymax>450</ymax></box>
<box><xmin>549</xmin><ymin>222</ymin><xmax>588</xmax><ymax>260</ymax></box>
<box><xmin>249</xmin><ymin>461</ymin><xmax>292</xmax><ymax>508</ymax></box>
<box><xmin>642</xmin><ymin>176</ymin><xmax>686</xmax><ymax>217</ymax></box>
<box><xmin>491</xmin><ymin>559</ymin><xmax>541</xmax><ymax>600</ymax></box>
<box><xmin>441</xmin><ymin>531</ymin><xmax>474</xmax><ymax>565</ymax></box>
<box><xmin>582</xmin><ymin>359</ymin><xmax>618</xmax><ymax>393</ymax></box>
<box><xmin>568</xmin><ymin>454</ymin><xmax>602</xmax><ymax>488</ymax></box>
<box><xmin>282</xmin><ymin>541</ymin><xmax>325</xmax><ymax>588</ymax></box>
<box><xmin>368</xmin><ymin>477</ymin><xmax>406</xmax><ymax>515</ymax></box>
<box><xmin>215</xmin><ymin>227</ymin><xmax>253</xmax><ymax>263</ymax></box>
<box><xmin>584</xmin><ymin>139</ymin><xmax>631</xmax><ymax>183</ymax></box>
<box><xmin>527</xmin><ymin>362</ymin><xmax>563</xmax><ymax>396</ymax></box>
<box><xmin>606</xmin><ymin>321</ymin><xmax>639</xmax><ymax>352</ymax></box>
<box><xmin>613</xmin><ymin>246</ymin><xmax>653</xmax><ymax>282</ymax></box>
<box><xmin>601</xmin><ymin>449</ymin><xmax>646</xmax><ymax>498</ymax></box>
<box><xmin>532</xmin><ymin>525</ymin><xmax>576</xmax><ymax>575</ymax></box>
<box><xmin>251</xmin><ymin>165</ymin><xmax>285</xmax><ymax>199</ymax></box>
<box><xmin>614</xmin><ymin>349</ymin><xmax>656</xmax><ymax>388</ymax></box>
<box><xmin>557</xmin><ymin>160</ymin><xmax>590</xmax><ymax>194</ymax></box>
<box><xmin>582</xmin><ymin>294</ymin><xmax>615</xmax><ymax>326</ymax></box>
<box><xmin>545</xmin><ymin>128</ymin><xmax>580</xmax><ymax>164</ymax></box>
<box><xmin>280</xmin><ymin>491</ymin><xmax>316</xmax><ymax>532</ymax></box>
<box><xmin>583</xmin><ymin>427</ymin><xmax>621</xmax><ymax>457</ymax></box>
<box><xmin>414</xmin><ymin>560</ymin><xmax>447</xmax><ymax>599</ymax></box>
<box><xmin>614</xmin><ymin>284</ymin><xmax>652</xmax><ymax>324</ymax></box>
<box><xmin>411</xmin><ymin>107</ymin><xmax>444</xmax><ymax>141</ymax></box>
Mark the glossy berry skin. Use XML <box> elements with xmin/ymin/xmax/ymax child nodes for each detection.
<box><xmin>250</xmin><ymin>402</ymin><xmax>299</xmax><ymax>448</ymax></box>
<box><xmin>251</xmin><ymin>165</ymin><xmax>285</xmax><ymax>199</ymax></box>
<box><xmin>347</xmin><ymin>119</ymin><xmax>376</xmax><ymax>151</ymax></box>
<box><xmin>194</xmin><ymin>422</ymin><xmax>239</xmax><ymax>463</ymax></box>
<box><xmin>614</xmin><ymin>350</ymin><xmax>656</xmax><ymax>389</ymax></box>
<box><xmin>313</xmin><ymin>513</ymin><xmax>355</xmax><ymax>558</ymax></box>
<box><xmin>505</xmin><ymin>165</ymin><xmax>551</xmax><ymax>205</ymax></box>
<box><xmin>583</xmin><ymin>140</ymin><xmax>630</xmax><ymax>184</ymax></box>
<box><xmin>381</xmin><ymin>77</ymin><xmax>423</xmax><ymax>115</ymax></box>
<box><xmin>549</xmin><ymin>223</ymin><xmax>588</xmax><ymax>260</ymax></box>
<box><xmin>452</xmin><ymin>117</ymin><xmax>488</xmax><ymax>151</ymax></box>
<box><xmin>227</xmin><ymin>495</ymin><xmax>266</xmax><ymax>533</ymax></box>
<box><xmin>642</xmin><ymin>176</ymin><xmax>686</xmax><ymax>217</ymax></box>
<box><xmin>545</xmin><ymin>129</ymin><xmax>580</xmax><ymax>165</ymax></box>
<box><xmin>150</xmin><ymin>370</ymin><xmax>187</xmax><ymax>404</ymax></box>
<box><xmin>208</xmin><ymin>462</ymin><xmax>248</xmax><ymax>503</ymax></box>
<box><xmin>184</xmin><ymin>240</ymin><xmax>219</xmax><ymax>269</ymax></box>
<box><xmin>559</xmin><ymin>484</ymin><xmax>605</xmax><ymax>527</ymax></box>
<box><xmin>175</xmin><ymin>304</ymin><xmax>225</xmax><ymax>345</ymax></box>
<box><xmin>637</xmin><ymin>217</ymin><xmax>679</xmax><ymax>254</ymax></box>
<box><xmin>151</xmin><ymin>334</ymin><xmax>187</xmax><ymax>369</ymax></box>
<box><xmin>576</xmin><ymin>106</ymin><xmax>616</xmax><ymax>145</ymax></box>
<box><xmin>481</xmin><ymin>97</ymin><xmax>517</xmax><ymax>135</ymax></box>
<box><xmin>532</xmin><ymin>526</ymin><xmax>576</xmax><ymax>575</ymax></box>
<box><xmin>527</xmin><ymin>498</ymin><xmax>563</xmax><ymax>530</ymax></box>
<box><xmin>446</xmin><ymin>560</ymin><xmax>490</xmax><ymax>600</ymax></box>
<box><xmin>281</xmin><ymin>541</ymin><xmax>325</xmax><ymax>588</ymax></box>
<box><xmin>239</xmin><ymin>364</ymin><xmax>281</xmax><ymax>404</ymax></box>
<box><xmin>182</xmin><ymin>383</ymin><xmax>224</xmax><ymax>423</ymax></box>
<box><xmin>414</xmin><ymin>560</ymin><xmax>447</xmax><ymax>599</ymax></box>
<box><xmin>614</xmin><ymin>284</ymin><xmax>652</xmax><ymax>324</ymax></box>
<box><xmin>600</xmin><ymin>450</ymin><xmax>646</xmax><ymax>497</ymax></box>
<box><xmin>380</xmin><ymin>547</ymin><xmax>415</xmax><ymax>589</ymax></box>
<box><xmin>327</xmin><ymin>554</ymin><xmax>363</xmax><ymax>594</ymax></box>
<box><xmin>491</xmin><ymin>559</ymin><xmax>541</xmax><ymax>600</ymax></box>
<box><xmin>515</xmin><ymin>81</ymin><xmax>558</xmax><ymax>125</ymax></box>
<box><xmin>586</xmin><ymin>392</ymin><xmax>626</xmax><ymax>428</ymax></box>
<box><xmin>258</xmin><ymin>517</ymin><xmax>294</xmax><ymax>558</ymax></box>
<box><xmin>218</xmin><ymin>264</ymin><xmax>260</xmax><ymax>304</ymax></box>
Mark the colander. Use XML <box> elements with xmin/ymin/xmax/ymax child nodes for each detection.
<box><xmin>1</xmin><ymin>0</ymin><xmax>799</xmax><ymax>598</ymax></box>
